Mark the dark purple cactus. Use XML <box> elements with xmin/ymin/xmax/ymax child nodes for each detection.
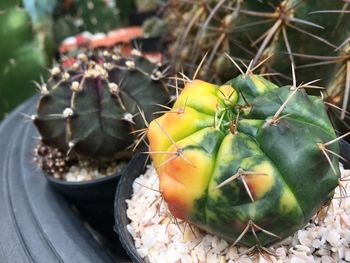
<box><xmin>33</xmin><ymin>48</ymin><xmax>169</xmax><ymax>161</ymax></box>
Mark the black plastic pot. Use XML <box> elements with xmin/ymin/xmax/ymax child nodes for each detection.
<box><xmin>0</xmin><ymin>95</ymin><xmax>130</xmax><ymax>262</ymax></box>
<box><xmin>47</xmin><ymin>173</ymin><xmax>120</xmax><ymax>202</ymax></box>
<box><xmin>129</xmin><ymin>11</ymin><xmax>157</xmax><ymax>26</ymax></box>
<box><xmin>339</xmin><ymin>137</ymin><xmax>350</xmax><ymax>169</ymax></box>
<box><xmin>131</xmin><ymin>36</ymin><xmax>163</xmax><ymax>53</ymax></box>
<box><xmin>114</xmin><ymin>151</ymin><xmax>149</xmax><ymax>263</ymax></box>
<box><xmin>46</xmin><ymin>165</ymin><xmax>123</xmax><ymax>249</ymax></box>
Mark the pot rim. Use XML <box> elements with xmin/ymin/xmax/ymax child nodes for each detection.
<box><xmin>114</xmin><ymin>150</ymin><xmax>147</xmax><ymax>263</ymax></box>
<box><xmin>44</xmin><ymin>166</ymin><xmax>123</xmax><ymax>187</ymax></box>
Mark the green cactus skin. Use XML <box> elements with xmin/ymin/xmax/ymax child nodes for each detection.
<box><xmin>148</xmin><ymin>74</ymin><xmax>339</xmax><ymax>246</ymax></box>
<box><xmin>162</xmin><ymin>0</ymin><xmax>350</xmax><ymax>125</ymax></box>
<box><xmin>0</xmin><ymin>1</ymin><xmax>51</xmax><ymax>119</ymax></box>
<box><xmin>33</xmin><ymin>48</ymin><xmax>169</xmax><ymax>161</ymax></box>
<box><xmin>115</xmin><ymin>1</ymin><xmax>136</xmax><ymax>23</ymax></box>
<box><xmin>142</xmin><ymin>17</ymin><xmax>167</xmax><ymax>38</ymax></box>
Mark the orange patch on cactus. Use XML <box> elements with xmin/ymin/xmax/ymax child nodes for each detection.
<box><xmin>244</xmin><ymin>163</ymin><xmax>275</xmax><ymax>200</ymax></box>
<box><xmin>158</xmin><ymin>148</ymin><xmax>214</xmax><ymax>221</ymax></box>
<box><xmin>159</xmin><ymin>175</ymin><xmax>190</xmax><ymax>220</ymax></box>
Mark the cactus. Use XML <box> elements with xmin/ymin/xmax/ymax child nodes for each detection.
<box><xmin>142</xmin><ymin>17</ymin><xmax>166</xmax><ymax>38</ymax></box>
<box><xmin>162</xmin><ymin>0</ymin><xmax>350</xmax><ymax>125</ymax></box>
<box><xmin>147</xmin><ymin>70</ymin><xmax>340</xmax><ymax>246</ymax></box>
<box><xmin>0</xmin><ymin>0</ymin><xmax>51</xmax><ymax>119</ymax></box>
<box><xmin>52</xmin><ymin>0</ymin><xmax>122</xmax><ymax>45</ymax></box>
<box><xmin>33</xmin><ymin>48</ymin><xmax>169</xmax><ymax>162</ymax></box>
<box><xmin>135</xmin><ymin>0</ymin><xmax>158</xmax><ymax>12</ymax></box>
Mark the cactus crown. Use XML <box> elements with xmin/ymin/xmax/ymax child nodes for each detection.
<box><xmin>34</xmin><ymin>48</ymin><xmax>169</xmax><ymax>162</ymax></box>
<box><xmin>147</xmin><ymin>65</ymin><xmax>340</xmax><ymax>247</ymax></box>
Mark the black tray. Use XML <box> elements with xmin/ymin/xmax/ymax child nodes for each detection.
<box><xmin>0</xmin><ymin>95</ymin><xmax>130</xmax><ymax>262</ymax></box>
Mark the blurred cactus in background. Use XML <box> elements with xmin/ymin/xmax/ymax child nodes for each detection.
<box><xmin>52</xmin><ymin>0</ymin><xmax>123</xmax><ymax>45</ymax></box>
<box><xmin>135</xmin><ymin>0</ymin><xmax>158</xmax><ymax>12</ymax></box>
<box><xmin>0</xmin><ymin>0</ymin><xmax>145</xmax><ymax>120</ymax></box>
<box><xmin>115</xmin><ymin>0</ymin><xmax>137</xmax><ymax>23</ymax></box>
<box><xmin>159</xmin><ymin>0</ymin><xmax>350</xmax><ymax>135</ymax></box>
<box><xmin>0</xmin><ymin>0</ymin><xmax>53</xmax><ymax>119</ymax></box>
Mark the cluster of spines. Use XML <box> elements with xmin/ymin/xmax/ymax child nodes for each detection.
<box><xmin>33</xmin><ymin>142</ymin><xmax>72</xmax><ymax>179</ymax></box>
<box><xmin>161</xmin><ymin>0</ymin><xmax>350</xmax><ymax>123</ymax></box>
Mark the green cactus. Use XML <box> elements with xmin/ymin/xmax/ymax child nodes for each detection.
<box><xmin>142</xmin><ymin>17</ymin><xmax>166</xmax><ymax>38</ymax></box>
<box><xmin>162</xmin><ymin>0</ymin><xmax>350</xmax><ymax>127</ymax></box>
<box><xmin>147</xmin><ymin>72</ymin><xmax>340</xmax><ymax>246</ymax></box>
<box><xmin>33</xmin><ymin>48</ymin><xmax>169</xmax><ymax>162</ymax></box>
<box><xmin>52</xmin><ymin>0</ymin><xmax>122</xmax><ymax>45</ymax></box>
<box><xmin>115</xmin><ymin>0</ymin><xmax>137</xmax><ymax>23</ymax></box>
<box><xmin>0</xmin><ymin>0</ymin><xmax>51</xmax><ymax>119</ymax></box>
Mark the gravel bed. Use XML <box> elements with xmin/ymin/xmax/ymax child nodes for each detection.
<box><xmin>63</xmin><ymin>163</ymin><xmax>121</xmax><ymax>182</ymax></box>
<box><xmin>126</xmin><ymin>165</ymin><xmax>350</xmax><ymax>263</ymax></box>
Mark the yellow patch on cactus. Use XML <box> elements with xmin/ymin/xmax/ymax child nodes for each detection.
<box><xmin>217</xmin><ymin>85</ymin><xmax>238</xmax><ymax>106</ymax></box>
<box><xmin>279</xmin><ymin>188</ymin><xmax>299</xmax><ymax>213</ymax></box>
<box><xmin>214</xmin><ymin>133</ymin><xmax>235</xmax><ymax>164</ymax></box>
<box><xmin>148</xmin><ymin>107</ymin><xmax>213</xmax><ymax>164</ymax></box>
<box><xmin>251</xmin><ymin>75</ymin><xmax>271</xmax><ymax>93</ymax></box>
<box><xmin>174</xmin><ymin>80</ymin><xmax>220</xmax><ymax>115</ymax></box>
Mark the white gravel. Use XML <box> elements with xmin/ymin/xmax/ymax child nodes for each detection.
<box><xmin>126</xmin><ymin>165</ymin><xmax>350</xmax><ymax>263</ymax></box>
<box><xmin>64</xmin><ymin>163</ymin><xmax>119</xmax><ymax>182</ymax></box>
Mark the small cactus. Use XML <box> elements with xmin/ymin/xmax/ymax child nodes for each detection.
<box><xmin>147</xmin><ymin>69</ymin><xmax>340</xmax><ymax>246</ymax></box>
<box><xmin>34</xmin><ymin>48</ymin><xmax>169</xmax><ymax>162</ymax></box>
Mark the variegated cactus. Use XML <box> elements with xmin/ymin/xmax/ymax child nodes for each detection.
<box><xmin>147</xmin><ymin>71</ymin><xmax>340</xmax><ymax>246</ymax></box>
